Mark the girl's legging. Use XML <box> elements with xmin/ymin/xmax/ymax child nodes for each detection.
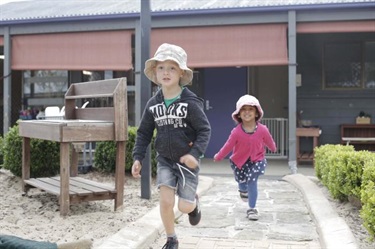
<box><xmin>230</xmin><ymin>159</ymin><xmax>266</xmax><ymax>209</ymax></box>
<box><xmin>238</xmin><ymin>177</ymin><xmax>259</xmax><ymax>208</ymax></box>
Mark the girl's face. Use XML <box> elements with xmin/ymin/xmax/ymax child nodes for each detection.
<box><xmin>239</xmin><ymin>105</ymin><xmax>258</xmax><ymax>122</ymax></box>
<box><xmin>155</xmin><ymin>60</ymin><xmax>184</xmax><ymax>88</ymax></box>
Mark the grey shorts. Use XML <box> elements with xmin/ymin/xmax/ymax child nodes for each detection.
<box><xmin>156</xmin><ymin>155</ymin><xmax>200</xmax><ymax>203</ymax></box>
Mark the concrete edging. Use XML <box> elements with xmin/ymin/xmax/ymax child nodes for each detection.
<box><xmin>283</xmin><ymin>173</ymin><xmax>358</xmax><ymax>249</ymax></box>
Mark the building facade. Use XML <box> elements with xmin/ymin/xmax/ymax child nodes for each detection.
<box><xmin>1</xmin><ymin>0</ymin><xmax>374</xmax><ymax>170</ymax></box>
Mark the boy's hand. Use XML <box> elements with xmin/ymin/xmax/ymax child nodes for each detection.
<box><xmin>180</xmin><ymin>154</ymin><xmax>198</xmax><ymax>169</ymax></box>
<box><xmin>131</xmin><ymin>160</ymin><xmax>142</xmax><ymax>178</ymax></box>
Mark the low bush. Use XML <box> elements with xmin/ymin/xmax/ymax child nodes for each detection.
<box><xmin>315</xmin><ymin>144</ymin><xmax>375</xmax><ymax>240</ymax></box>
<box><xmin>93</xmin><ymin>141</ymin><xmax>117</xmax><ymax>173</ymax></box>
<box><xmin>94</xmin><ymin>126</ymin><xmax>157</xmax><ymax>176</ymax></box>
<box><xmin>326</xmin><ymin>150</ymin><xmax>352</xmax><ymax>201</ymax></box>
<box><xmin>3</xmin><ymin>123</ymin><xmax>60</xmax><ymax>177</ymax></box>
<box><xmin>327</xmin><ymin>150</ymin><xmax>370</xmax><ymax>201</ymax></box>
<box><xmin>314</xmin><ymin>144</ymin><xmax>354</xmax><ymax>185</ymax></box>
<box><xmin>360</xmin><ymin>155</ymin><xmax>375</xmax><ymax>241</ymax></box>
<box><xmin>0</xmin><ymin>135</ymin><xmax>4</xmax><ymax>168</ymax></box>
<box><xmin>341</xmin><ymin>150</ymin><xmax>372</xmax><ymax>199</ymax></box>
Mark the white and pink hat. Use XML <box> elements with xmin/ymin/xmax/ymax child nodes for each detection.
<box><xmin>144</xmin><ymin>43</ymin><xmax>193</xmax><ymax>86</ymax></box>
<box><xmin>231</xmin><ymin>94</ymin><xmax>264</xmax><ymax>123</ymax></box>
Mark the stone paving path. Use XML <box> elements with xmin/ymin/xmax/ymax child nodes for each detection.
<box><xmin>150</xmin><ymin>176</ymin><xmax>321</xmax><ymax>249</ymax></box>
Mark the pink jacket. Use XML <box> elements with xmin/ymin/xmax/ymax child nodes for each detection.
<box><xmin>214</xmin><ymin>122</ymin><xmax>277</xmax><ymax>169</ymax></box>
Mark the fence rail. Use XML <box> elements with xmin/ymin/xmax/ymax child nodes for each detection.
<box><xmin>262</xmin><ymin>118</ymin><xmax>289</xmax><ymax>158</ymax></box>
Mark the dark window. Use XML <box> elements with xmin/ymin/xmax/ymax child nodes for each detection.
<box><xmin>323</xmin><ymin>41</ymin><xmax>375</xmax><ymax>89</ymax></box>
<box><xmin>364</xmin><ymin>41</ymin><xmax>375</xmax><ymax>89</ymax></box>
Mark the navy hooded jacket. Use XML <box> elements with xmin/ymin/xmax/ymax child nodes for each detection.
<box><xmin>132</xmin><ymin>87</ymin><xmax>211</xmax><ymax>164</ymax></box>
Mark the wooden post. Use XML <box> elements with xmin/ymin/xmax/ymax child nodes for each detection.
<box><xmin>60</xmin><ymin>142</ymin><xmax>70</xmax><ymax>216</ymax></box>
<box><xmin>22</xmin><ymin>137</ymin><xmax>31</xmax><ymax>192</ymax></box>
<box><xmin>70</xmin><ymin>145</ymin><xmax>78</xmax><ymax>177</ymax></box>
<box><xmin>114</xmin><ymin>141</ymin><xmax>126</xmax><ymax>210</ymax></box>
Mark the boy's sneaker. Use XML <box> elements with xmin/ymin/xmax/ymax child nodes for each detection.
<box><xmin>239</xmin><ymin>190</ymin><xmax>248</xmax><ymax>202</ymax></box>
<box><xmin>162</xmin><ymin>237</ymin><xmax>179</xmax><ymax>249</ymax></box>
<box><xmin>247</xmin><ymin>208</ymin><xmax>259</xmax><ymax>221</ymax></box>
<box><xmin>188</xmin><ymin>195</ymin><xmax>201</xmax><ymax>226</ymax></box>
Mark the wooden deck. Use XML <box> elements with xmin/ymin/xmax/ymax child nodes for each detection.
<box><xmin>24</xmin><ymin>177</ymin><xmax>117</xmax><ymax>204</ymax></box>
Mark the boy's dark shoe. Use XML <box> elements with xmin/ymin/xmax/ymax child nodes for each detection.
<box><xmin>162</xmin><ymin>237</ymin><xmax>179</xmax><ymax>249</ymax></box>
<box><xmin>188</xmin><ymin>195</ymin><xmax>201</xmax><ymax>226</ymax></box>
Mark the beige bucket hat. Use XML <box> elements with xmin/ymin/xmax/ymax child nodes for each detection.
<box><xmin>144</xmin><ymin>43</ymin><xmax>193</xmax><ymax>86</ymax></box>
<box><xmin>232</xmin><ymin>95</ymin><xmax>264</xmax><ymax>123</ymax></box>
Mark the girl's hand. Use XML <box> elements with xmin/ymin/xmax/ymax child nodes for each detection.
<box><xmin>213</xmin><ymin>153</ymin><xmax>219</xmax><ymax>162</ymax></box>
<box><xmin>180</xmin><ymin>154</ymin><xmax>198</xmax><ymax>169</ymax></box>
<box><xmin>131</xmin><ymin>160</ymin><xmax>142</xmax><ymax>178</ymax></box>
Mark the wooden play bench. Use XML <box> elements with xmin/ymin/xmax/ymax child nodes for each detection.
<box><xmin>19</xmin><ymin>78</ymin><xmax>127</xmax><ymax>216</ymax></box>
<box><xmin>296</xmin><ymin>127</ymin><xmax>321</xmax><ymax>165</ymax></box>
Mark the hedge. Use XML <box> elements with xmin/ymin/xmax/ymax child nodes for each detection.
<box><xmin>360</xmin><ymin>155</ymin><xmax>375</xmax><ymax>241</ymax></box>
<box><xmin>93</xmin><ymin>126</ymin><xmax>157</xmax><ymax>176</ymax></box>
<box><xmin>0</xmin><ymin>135</ymin><xmax>4</xmax><ymax>168</ymax></box>
<box><xmin>3</xmin><ymin>123</ymin><xmax>60</xmax><ymax>178</ymax></box>
<box><xmin>315</xmin><ymin>144</ymin><xmax>375</xmax><ymax>241</ymax></box>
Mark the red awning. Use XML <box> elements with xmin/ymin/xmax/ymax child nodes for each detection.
<box><xmin>297</xmin><ymin>20</ymin><xmax>375</xmax><ymax>33</ymax></box>
<box><xmin>151</xmin><ymin>24</ymin><xmax>288</xmax><ymax>68</ymax></box>
<box><xmin>12</xmin><ymin>31</ymin><xmax>133</xmax><ymax>71</ymax></box>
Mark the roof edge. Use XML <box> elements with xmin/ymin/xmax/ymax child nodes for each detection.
<box><xmin>1</xmin><ymin>2</ymin><xmax>374</xmax><ymax>26</ymax></box>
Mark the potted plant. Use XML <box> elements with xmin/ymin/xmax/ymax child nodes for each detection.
<box><xmin>356</xmin><ymin>111</ymin><xmax>371</xmax><ymax>124</ymax></box>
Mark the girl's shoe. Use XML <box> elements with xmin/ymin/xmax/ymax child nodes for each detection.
<box><xmin>239</xmin><ymin>190</ymin><xmax>248</xmax><ymax>202</ymax></box>
<box><xmin>247</xmin><ymin>208</ymin><xmax>259</xmax><ymax>220</ymax></box>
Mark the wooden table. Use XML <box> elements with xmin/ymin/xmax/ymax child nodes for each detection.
<box><xmin>19</xmin><ymin>78</ymin><xmax>127</xmax><ymax>216</ymax></box>
<box><xmin>19</xmin><ymin>119</ymin><xmax>125</xmax><ymax>216</ymax></box>
<box><xmin>296</xmin><ymin>127</ymin><xmax>321</xmax><ymax>165</ymax></box>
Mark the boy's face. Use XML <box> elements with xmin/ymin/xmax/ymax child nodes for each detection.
<box><xmin>155</xmin><ymin>60</ymin><xmax>184</xmax><ymax>88</ymax></box>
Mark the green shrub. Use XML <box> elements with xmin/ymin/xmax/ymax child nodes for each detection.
<box><xmin>326</xmin><ymin>150</ymin><xmax>351</xmax><ymax>201</ymax></box>
<box><xmin>0</xmin><ymin>135</ymin><xmax>4</xmax><ymax>168</ymax></box>
<box><xmin>93</xmin><ymin>141</ymin><xmax>117</xmax><ymax>173</ymax></box>
<box><xmin>94</xmin><ymin>126</ymin><xmax>157</xmax><ymax>176</ymax></box>
<box><xmin>315</xmin><ymin>144</ymin><xmax>375</xmax><ymax>240</ymax></box>
<box><xmin>360</xmin><ymin>155</ymin><xmax>375</xmax><ymax>241</ymax></box>
<box><xmin>319</xmin><ymin>149</ymin><xmax>369</xmax><ymax>202</ymax></box>
<box><xmin>314</xmin><ymin>144</ymin><xmax>354</xmax><ymax>185</ymax></box>
<box><xmin>3</xmin><ymin>124</ymin><xmax>60</xmax><ymax>178</ymax></box>
<box><xmin>314</xmin><ymin>144</ymin><xmax>330</xmax><ymax>181</ymax></box>
<box><xmin>341</xmin><ymin>150</ymin><xmax>372</xmax><ymax>199</ymax></box>
<box><xmin>327</xmin><ymin>150</ymin><xmax>369</xmax><ymax>201</ymax></box>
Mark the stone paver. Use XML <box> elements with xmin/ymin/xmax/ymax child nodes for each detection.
<box><xmin>150</xmin><ymin>176</ymin><xmax>321</xmax><ymax>249</ymax></box>
<box><xmin>97</xmin><ymin>173</ymin><xmax>357</xmax><ymax>249</ymax></box>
